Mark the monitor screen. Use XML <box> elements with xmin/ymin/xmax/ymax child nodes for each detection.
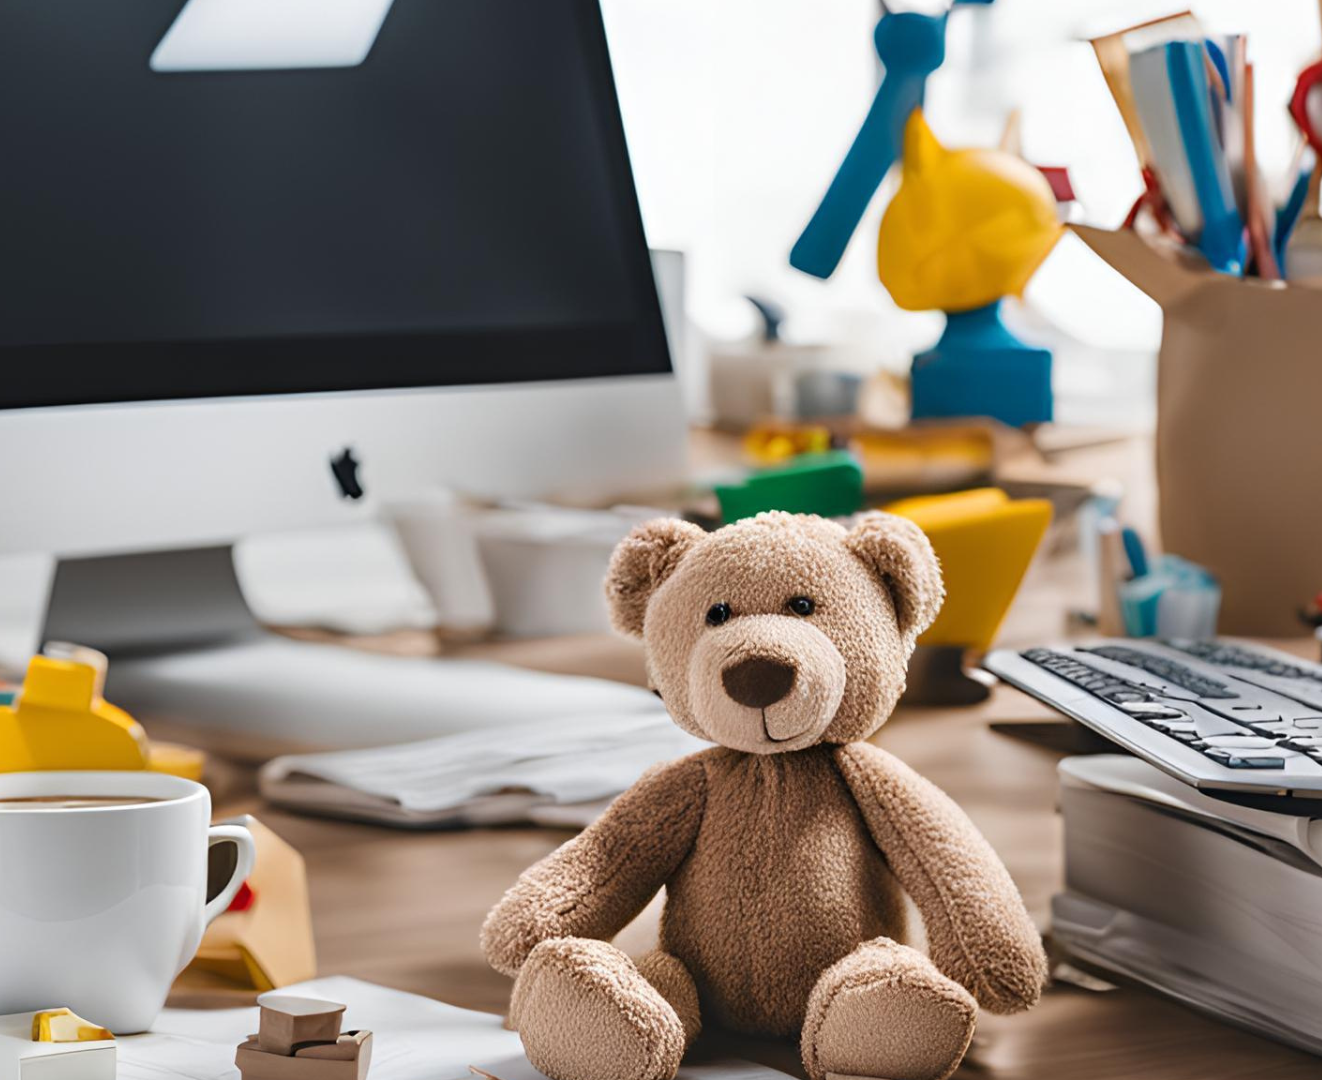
<box><xmin>0</xmin><ymin>0</ymin><xmax>670</xmax><ymax>409</ymax></box>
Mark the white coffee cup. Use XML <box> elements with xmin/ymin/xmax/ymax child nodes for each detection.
<box><xmin>0</xmin><ymin>771</ymin><xmax>255</xmax><ymax>1033</ymax></box>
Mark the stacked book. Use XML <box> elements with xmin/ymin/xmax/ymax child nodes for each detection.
<box><xmin>1054</xmin><ymin>754</ymin><xmax>1322</xmax><ymax>1054</ymax></box>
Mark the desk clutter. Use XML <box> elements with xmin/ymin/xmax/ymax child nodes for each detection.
<box><xmin>1074</xmin><ymin>7</ymin><xmax>1322</xmax><ymax>635</ymax></box>
<box><xmin>1055</xmin><ymin>755</ymin><xmax>1322</xmax><ymax>1056</ymax></box>
<box><xmin>989</xmin><ymin>637</ymin><xmax>1322</xmax><ymax>1054</ymax></box>
<box><xmin>236</xmin><ymin>994</ymin><xmax>371</xmax><ymax>1080</ymax></box>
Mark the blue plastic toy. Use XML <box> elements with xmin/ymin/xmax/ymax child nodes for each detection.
<box><xmin>910</xmin><ymin>301</ymin><xmax>1052</xmax><ymax>428</ymax></box>
<box><xmin>789</xmin><ymin>9</ymin><xmax>948</xmax><ymax>280</ymax></box>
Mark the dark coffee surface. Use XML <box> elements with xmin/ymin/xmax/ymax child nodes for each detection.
<box><xmin>0</xmin><ymin>795</ymin><xmax>163</xmax><ymax>810</ymax></box>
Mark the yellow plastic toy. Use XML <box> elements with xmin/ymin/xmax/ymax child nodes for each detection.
<box><xmin>31</xmin><ymin>1009</ymin><xmax>114</xmax><ymax>1044</ymax></box>
<box><xmin>887</xmin><ymin>488</ymin><xmax>1052</xmax><ymax>652</ymax></box>
<box><xmin>0</xmin><ymin>643</ymin><xmax>203</xmax><ymax>778</ymax></box>
<box><xmin>878</xmin><ymin>110</ymin><xmax>1061</xmax><ymax>314</ymax></box>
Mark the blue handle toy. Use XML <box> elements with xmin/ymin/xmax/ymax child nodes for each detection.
<box><xmin>789</xmin><ymin>11</ymin><xmax>947</xmax><ymax>280</ymax></box>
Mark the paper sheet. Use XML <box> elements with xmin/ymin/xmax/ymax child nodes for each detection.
<box><xmin>472</xmin><ymin>1055</ymin><xmax>796</xmax><ymax>1080</ymax></box>
<box><xmin>117</xmin><ymin>976</ymin><xmax>523</xmax><ymax>1080</ymax></box>
<box><xmin>261</xmin><ymin>710</ymin><xmax>709</xmax><ymax>814</ymax></box>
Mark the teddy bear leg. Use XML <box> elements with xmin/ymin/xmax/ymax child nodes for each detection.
<box><xmin>800</xmin><ymin>938</ymin><xmax>977</xmax><ymax>1080</ymax></box>
<box><xmin>509</xmin><ymin>937</ymin><xmax>690</xmax><ymax>1080</ymax></box>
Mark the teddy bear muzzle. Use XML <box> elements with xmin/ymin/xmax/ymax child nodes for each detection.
<box><xmin>688</xmin><ymin>614</ymin><xmax>848</xmax><ymax>754</ymax></box>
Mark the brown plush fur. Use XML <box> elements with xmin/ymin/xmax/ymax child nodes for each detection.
<box><xmin>482</xmin><ymin>512</ymin><xmax>1046</xmax><ymax>1080</ymax></box>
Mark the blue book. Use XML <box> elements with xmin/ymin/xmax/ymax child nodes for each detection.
<box><xmin>1164</xmin><ymin>39</ymin><xmax>1244</xmax><ymax>274</ymax></box>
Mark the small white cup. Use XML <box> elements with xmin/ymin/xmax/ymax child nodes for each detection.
<box><xmin>0</xmin><ymin>771</ymin><xmax>255</xmax><ymax>1033</ymax></box>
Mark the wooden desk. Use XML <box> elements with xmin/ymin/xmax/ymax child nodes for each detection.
<box><xmin>185</xmin><ymin>434</ymin><xmax>1318</xmax><ymax>1080</ymax></box>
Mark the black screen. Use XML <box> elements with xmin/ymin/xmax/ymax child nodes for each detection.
<box><xmin>0</xmin><ymin>0</ymin><xmax>670</xmax><ymax>409</ymax></box>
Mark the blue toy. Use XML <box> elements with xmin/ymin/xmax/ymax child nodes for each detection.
<box><xmin>789</xmin><ymin>9</ymin><xmax>947</xmax><ymax>280</ymax></box>
<box><xmin>910</xmin><ymin>301</ymin><xmax>1052</xmax><ymax>429</ymax></box>
<box><xmin>790</xmin><ymin>1</ymin><xmax>1062</xmax><ymax>429</ymax></box>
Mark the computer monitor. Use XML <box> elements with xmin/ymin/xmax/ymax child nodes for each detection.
<box><xmin>0</xmin><ymin>0</ymin><xmax>686</xmax><ymax>737</ymax></box>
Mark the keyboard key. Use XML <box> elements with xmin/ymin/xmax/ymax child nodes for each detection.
<box><xmin>1118</xmin><ymin>702</ymin><xmax>1187</xmax><ymax>720</ymax></box>
<box><xmin>1082</xmin><ymin>644</ymin><xmax>1238</xmax><ymax>699</ymax></box>
<box><xmin>1193</xmin><ymin>735</ymin><xmax>1279</xmax><ymax>749</ymax></box>
<box><xmin>1204</xmin><ymin>749</ymin><xmax>1286</xmax><ymax>769</ymax></box>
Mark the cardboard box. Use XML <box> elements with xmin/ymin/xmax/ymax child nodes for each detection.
<box><xmin>1075</xmin><ymin>225</ymin><xmax>1322</xmax><ymax>635</ymax></box>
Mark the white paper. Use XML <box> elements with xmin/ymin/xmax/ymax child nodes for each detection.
<box><xmin>261</xmin><ymin>710</ymin><xmax>709</xmax><ymax>814</ymax></box>
<box><xmin>473</xmin><ymin>1055</ymin><xmax>796</xmax><ymax>1080</ymax></box>
<box><xmin>116</xmin><ymin>977</ymin><xmax>523</xmax><ymax>1080</ymax></box>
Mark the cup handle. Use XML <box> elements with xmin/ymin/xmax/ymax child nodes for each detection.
<box><xmin>203</xmin><ymin>824</ymin><xmax>257</xmax><ymax>927</ymax></box>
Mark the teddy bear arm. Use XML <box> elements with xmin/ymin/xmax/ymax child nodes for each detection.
<box><xmin>480</xmin><ymin>754</ymin><xmax>708</xmax><ymax>977</ymax></box>
<box><xmin>834</xmin><ymin>742</ymin><xmax>1047</xmax><ymax>1014</ymax></box>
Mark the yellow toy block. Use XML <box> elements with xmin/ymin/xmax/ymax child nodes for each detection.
<box><xmin>0</xmin><ymin>643</ymin><xmax>204</xmax><ymax>777</ymax></box>
<box><xmin>887</xmin><ymin>488</ymin><xmax>1052</xmax><ymax>651</ymax></box>
<box><xmin>31</xmin><ymin>1009</ymin><xmax>114</xmax><ymax>1043</ymax></box>
<box><xmin>0</xmin><ymin>646</ymin><xmax>148</xmax><ymax>773</ymax></box>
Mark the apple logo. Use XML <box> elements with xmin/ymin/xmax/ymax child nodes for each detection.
<box><xmin>331</xmin><ymin>447</ymin><xmax>365</xmax><ymax>501</ymax></box>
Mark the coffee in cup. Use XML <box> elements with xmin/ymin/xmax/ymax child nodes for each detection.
<box><xmin>0</xmin><ymin>795</ymin><xmax>162</xmax><ymax>809</ymax></box>
<box><xmin>0</xmin><ymin>771</ymin><xmax>255</xmax><ymax>1033</ymax></box>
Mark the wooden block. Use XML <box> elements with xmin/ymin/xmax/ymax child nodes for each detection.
<box><xmin>294</xmin><ymin>1030</ymin><xmax>372</xmax><ymax>1063</ymax></box>
<box><xmin>237</xmin><ymin>1031</ymin><xmax>371</xmax><ymax>1080</ymax></box>
<box><xmin>255</xmin><ymin>997</ymin><xmax>344</xmax><ymax>1056</ymax></box>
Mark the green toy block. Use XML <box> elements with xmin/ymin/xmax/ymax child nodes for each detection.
<box><xmin>715</xmin><ymin>450</ymin><xmax>864</xmax><ymax>524</ymax></box>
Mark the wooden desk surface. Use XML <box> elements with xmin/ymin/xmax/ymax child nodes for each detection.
<box><xmin>188</xmin><ymin>433</ymin><xmax>1319</xmax><ymax>1080</ymax></box>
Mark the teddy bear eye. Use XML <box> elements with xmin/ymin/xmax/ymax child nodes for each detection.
<box><xmin>787</xmin><ymin>596</ymin><xmax>815</xmax><ymax>617</ymax></box>
<box><xmin>705</xmin><ymin>603</ymin><xmax>732</xmax><ymax>626</ymax></box>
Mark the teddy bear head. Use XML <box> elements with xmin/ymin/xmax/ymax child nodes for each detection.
<box><xmin>605</xmin><ymin>510</ymin><xmax>943</xmax><ymax>753</ymax></box>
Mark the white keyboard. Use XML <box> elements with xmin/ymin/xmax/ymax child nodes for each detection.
<box><xmin>984</xmin><ymin>639</ymin><xmax>1322</xmax><ymax>797</ymax></box>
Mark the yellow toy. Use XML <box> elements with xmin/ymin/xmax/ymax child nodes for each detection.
<box><xmin>0</xmin><ymin>643</ymin><xmax>203</xmax><ymax>778</ymax></box>
<box><xmin>887</xmin><ymin>488</ymin><xmax>1052</xmax><ymax>651</ymax></box>
<box><xmin>31</xmin><ymin>1009</ymin><xmax>114</xmax><ymax>1044</ymax></box>
<box><xmin>878</xmin><ymin>111</ymin><xmax>1061</xmax><ymax>313</ymax></box>
<box><xmin>880</xmin><ymin>110</ymin><xmax>1063</xmax><ymax>429</ymax></box>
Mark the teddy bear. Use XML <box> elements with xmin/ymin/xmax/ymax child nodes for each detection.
<box><xmin>481</xmin><ymin>510</ymin><xmax>1047</xmax><ymax>1080</ymax></box>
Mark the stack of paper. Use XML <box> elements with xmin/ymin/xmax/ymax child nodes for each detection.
<box><xmin>117</xmin><ymin>977</ymin><xmax>791</xmax><ymax>1080</ymax></box>
<box><xmin>119</xmin><ymin>977</ymin><xmax>521</xmax><ymax>1080</ymax></box>
<box><xmin>1054</xmin><ymin>755</ymin><xmax>1322</xmax><ymax>1054</ymax></box>
<box><xmin>259</xmin><ymin>711</ymin><xmax>709</xmax><ymax>828</ymax></box>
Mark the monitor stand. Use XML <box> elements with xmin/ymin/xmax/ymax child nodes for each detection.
<box><xmin>41</xmin><ymin>546</ymin><xmax>657</xmax><ymax>753</ymax></box>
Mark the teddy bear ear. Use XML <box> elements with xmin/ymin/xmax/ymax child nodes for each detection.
<box><xmin>844</xmin><ymin>512</ymin><xmax>944</xmax><ymax>640</ymax></box>
<box><xmin>604</xmin><ymin>518</ymin><xmax>708</xmax><ymax>638</ymax></box>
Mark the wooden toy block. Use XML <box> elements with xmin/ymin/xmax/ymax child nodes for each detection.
<box><xmin>235</xmin><ymin>1031</ymin><xmax>371</xmax><ymax>1080</ymax></box>
<box><xmin>255</xmin><ymin>997</ymin><xmax>343</xmax><ymax>1056</ymax></box>
<box><xmin>294</xmin><ymin>1030</ymin><xmax>372</xmax><ymax>1062</ymax></box>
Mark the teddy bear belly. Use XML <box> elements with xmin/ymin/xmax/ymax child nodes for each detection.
<box><xmin>657</xmin><ymin>748</ymin><xmax>908</xmax><ymax>1036</ymax></box>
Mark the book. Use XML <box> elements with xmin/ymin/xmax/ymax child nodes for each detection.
<box><xmin>1054</xmin><ymin>755</ymin><xmax>1322</xmax><ymax>1054</ymax></box>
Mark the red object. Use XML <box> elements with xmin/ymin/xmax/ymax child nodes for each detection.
<box><xmin>1123</xmin><ymin>166</ymin><xmax>1178</xmax><ymax>236</ymax></box>
<box><xmin>1037</xmin><ymin>165</ymin><xmax>1076</xmax><ymax>204</ymax></box>
<box><xmin>1290</xmin><ymin>61</ymin><xmax>1322</xmax><ymax>155</ymax></box>
<box><xmin>227</xmin><ymin>881</ymin><xmax>257</xmax><ymax>914</ymax></box>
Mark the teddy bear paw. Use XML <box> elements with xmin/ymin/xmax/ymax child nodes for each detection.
<box><xmin>510</xmin><ymin>937</ymin><xmax>686</xmax><ymax>1080</ymax></box>
<box><xmin>802</xmin><ymin>941</ymin><xmax>977</xmax><ymax>1080</ymax></box>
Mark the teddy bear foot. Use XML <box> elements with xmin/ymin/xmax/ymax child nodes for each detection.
<box><xmin>802</xmin><ymin>939</ymin><xmax>977</xmax><ymax>1080</ymax></box>
<box><xmin>510</xmin><ymin>937</ymin><xmax>687</xmax><ymax>1080</ymax></box>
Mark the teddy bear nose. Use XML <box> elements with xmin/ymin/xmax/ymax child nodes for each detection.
<box><xmin>722</xmin><ymin>657</ymin><xmax>797</xmax><ymax>709</ymax></box>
